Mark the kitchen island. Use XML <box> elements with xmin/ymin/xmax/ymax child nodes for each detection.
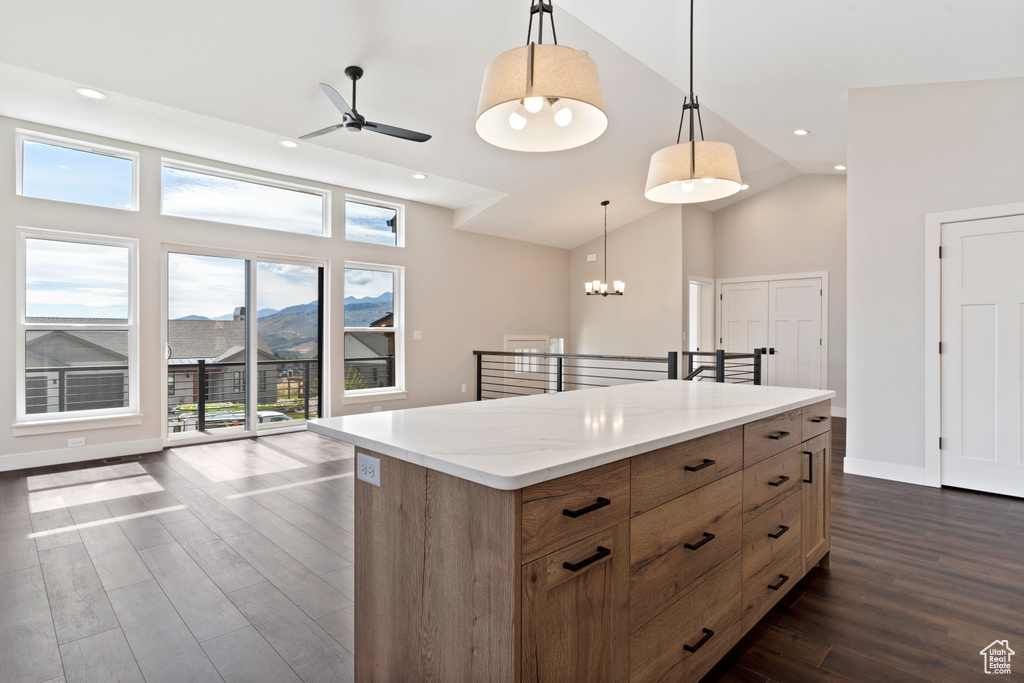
<box><xmin>309</xmin><ymin>380</ymin><xmax>834</xmax><ymax>682</ymax></box>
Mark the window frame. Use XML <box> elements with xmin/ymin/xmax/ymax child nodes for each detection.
<box><xmin>160</xmin><ymin>159</ymin><xmax>332</xmax><ymax>237</ymax></box>
<box><xmin>15</xmin><ymin>227</ymin><xmax>140</xmax><ymax>428</ymax></box>
<box><xmin>344</xmin><ymin>195</ymin><xmax>405</xmax><ymax>248</ymax></box>
<box><xmin>15</xmin><ymin>129</ymin><xmax>140</xmax><ymax>211</ymax></box>
<box><xmin>343</xmin><ymin>261</ymin><xmax>405</xmax><ymax>402</ymax></box>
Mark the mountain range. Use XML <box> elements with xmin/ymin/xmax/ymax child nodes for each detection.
<box><xmin>174</xmin><ymin>294</ymin><xmax>393</xmax><ymax>358</ymax></box>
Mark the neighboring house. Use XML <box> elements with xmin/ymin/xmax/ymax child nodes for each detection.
<box><xmin>167</xmin><ymin>313</ymin><xmax>279</xmax><ymax>406</ymax></box>
<box><xmin>344</xmin><ymin>313</ymin><xmax>394</xmax><ymax>388</ymax></box>
<box><xmin>25</xmin><ymin>324</ymin><xmax>130</xmax><ymax>413</ymax></box>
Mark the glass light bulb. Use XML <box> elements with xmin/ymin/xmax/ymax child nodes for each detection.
<box><xmin>508</xmin><ymin>110</ymin><xmax>527</xmax><ymax>130</ymax></box>
<box><xmin>551</xmin><ymin>100</ymin><xmax>573</xmax><ymax>127</ymax></box>
<box><xmin>701</xmin><ymin>178</ymin><xmax>715</xmax><ymax>184</ymax></box>
<box><xmin>600</xmin><ymin>283</ymin><xmax>608</xmax><ymax>294</ymax></box>
<box><xmin>524</xmin><ymin>97</ymin><xmax>544</xmax><ymax>113</ymax></box>
<box><xmin>680</xmin><ymin>180</ymin><xmax>695</xmax><ymax>193</ymax></box>
<box><xmin>614</xmin><ymin>281</ymin><xmax>624</xmax><ymax>294</ymax></box>
<box><xmin>585</xmin><ymin>282</ymin><xmax>593</xmax><ymax>293</ymax></box>
<box><xmin>593</xmin><ymin>280</ymin><xmax>601</xmax><ymax>290</ymax></box>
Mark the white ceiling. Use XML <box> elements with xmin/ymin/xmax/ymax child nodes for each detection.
<box><xmin>0</xmin><ymin>0</ymin><xmax>1020</xmax><ymax>249</ymax></box>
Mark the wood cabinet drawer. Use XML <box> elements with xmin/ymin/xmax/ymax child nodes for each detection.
<box><xmin>801</xmin><ymin>400</ymin><xmax>832</xmax><ymax>441</ymax></box>
<box><xmin>743</xmin><ymin>408</ymin><xmax>802</xmax><ymax>466</ymax></box>
<box><xmin>630</xmin><ymin>471</ymin><xmax>742</xmax><ymax>633</ymax></box>
<box><xmin>742</xmin><ymin>447</ymin><xmax>802</xmax><ymax>522</ymax></box>
<box><xmin>521</xmin><ymin>460</ymin><xmax>630</xmax><ymax>564</ymax></box>
<box><xmin>630</xmin><ymin>426</ymin><xmax>742</xmax><ymax>516</ymax></box>
<box><xmin>630</xmin><ymin>557</ymin><xmax>742</xmax><ymax>683</ymax></box>
<box><xmin>523</xmin><ymin>522</ymin><xmax>629</xmax><ymax>683</ymax></box>
<box><xmin>742</xmin><ymin>489</ymin><xmax>801</xmax><ymax>580</ymax></box>
<box><xmin>741</xmin><ymin>538</ymin><xmax>801</xmax><ymax>631</ymax></box>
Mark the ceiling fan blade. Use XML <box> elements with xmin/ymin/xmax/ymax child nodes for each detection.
<box><xmin>363</xmin><ymin>121</ymin><xmax>432</xmax><ymax>143</ymax></box>
<box><xmin>319</xmin><ymin>82</ymin><xmax>355</xmax><ymax>118</ymax></box>
<box><xmin>299</xmin><ymin>123</ymin><xmax>346</xmax><ymax>140</ymax></box>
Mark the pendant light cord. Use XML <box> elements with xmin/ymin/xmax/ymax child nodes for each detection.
<box><xmin>688</xmin><ymin>0</ymin><xmax>696</xmax><ymax>177</ymax></box>
<box><xmin>601</xmin><ymin>200</ymin><xmax>610</xmax><ymax>284</ymax></box>
<box><xmin>527</xmin><ymin>0</ymin><xmax>558</xmax><ymax>46</ymax></box>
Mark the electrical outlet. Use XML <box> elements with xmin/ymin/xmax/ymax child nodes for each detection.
<box><xmin>461</xmin><ymin>384</ymin><xmax>467</xmax><ymax>393</ymax></box>
<box><xmin>68</xmin><ymin>437</ymin><xmax>85</xmax><ymax>448</ymax></box>
<box><xmin>413</xmin><ymin>330</ymin><xmax>422</xmax><ymax>340</ymax></box>
<box><xmin>357</xmin><ymin>452</ymin><xmax>381</xmax><ymax>487</ymax></box>
<box><xmin>372</xmin><ymin>406</ymin><xmax>382</xmax><ymax>412</ymax></box>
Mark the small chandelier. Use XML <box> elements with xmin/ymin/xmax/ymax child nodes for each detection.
<box><xmin>645</xmin><ymin>0</ymin><xmax>742</xmax><ymax>203</ymax></box>
<box><xmin>585</xmin><ymin>201</ymin><xmax>624</xmax><ymax>296</ymax></box>
<box><xmin>476</xmin><ymin>0</ymin><xmax>608</xmax><ymax>152</ymax></box>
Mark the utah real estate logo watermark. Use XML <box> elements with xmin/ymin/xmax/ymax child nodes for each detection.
<box><xmin>980</xmin><ymin>640</ymin><xmax>1014</xmax><ymax>675</ymax></box>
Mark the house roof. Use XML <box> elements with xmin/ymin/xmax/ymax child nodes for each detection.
<box><xmin>168</xmin><ymin>320</ymin><xmax>274</xmax><ymax>361</ymax></box>
<box><xmin>345</xmin><ymin>331</ymin><xmax>391</xmax><ymax>360</ymax></box>
<box><xmin>26</xmin><ymin>330</ymin><xmax>129</xmax><ymax>366</ymax></box>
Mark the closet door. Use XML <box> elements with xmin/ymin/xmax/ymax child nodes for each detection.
<box><xmin>768</xmin><ymin>279</ymin><xmax>823</xmax><ymax>389</ymax></box>
<box><xmin>720</xmin><ymin>282</ymin><xmax>769</xmax><ymax>356</ymax></box>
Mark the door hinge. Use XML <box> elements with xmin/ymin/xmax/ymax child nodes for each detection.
<box><xmin>720</xmin><ymin>293</ymin><xmax>723</xmax><ymax>300</ymax></box>
<box><xmin>819</xmin><ymin>338</ymin><xmax>822</xmax><ymax>346</ymax></box>
<box><xmin>720</xmin><ymin>337</ymin><xmax>723</xmax><ymax>344</ymax></box>
<box><xmin>820</xmin><ymin>289</ymin><xmax>822</xmax><ymax>295</ymax></box>
<box><xmin>938</xmin><ymin>246</ymin><xmax>943</xmax><ymax>258</ymax></box>
<box><xmin>938</xmin><ymin>341</ymin><xmax>943</xmax><ymax>354</ymax></box>
<box><xmin>939</xmin><ymin>437</ymin><xmax>943</xmax><ymax>450</ymax></box>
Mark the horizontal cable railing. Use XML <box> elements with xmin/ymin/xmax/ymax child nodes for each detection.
<box><xmin>474</xmin><ymin>351</ymin><xmax>678</xmax><ymax>400</ymax></box>
<box><xmin>26</xmin><ymin>364</ymin><xmax>129</xmax><ymax>414</ymax></box>
<box><xmin>167</xmin><ymin>358</ymin><xmax>319</xmax><ymax>433</ymax></box>
<box><xmin>475</xmin><ymin>349</ymin><xmax>762</xmax><ymax>401</ymax></box>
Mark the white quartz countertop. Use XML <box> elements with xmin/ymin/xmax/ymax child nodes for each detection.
<box><xmin>307</xmin><ymin>381</ymin><xmax>835</xmax><ymax>490</ymax></box>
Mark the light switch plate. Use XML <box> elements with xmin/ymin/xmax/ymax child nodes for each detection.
<box><xmin>357</xmin><ymin>452</ymin><xmax>381</xmax><ymax>487</ymax></box>
<box><xmin>413</xmin><ymin>330</ymin><xmax>422</xmax><ymax>340</ymax></box>
<box><xmin>586</xmin><ymin>253</ymin><xmax>598</xmax><ymax>262</ymax></box>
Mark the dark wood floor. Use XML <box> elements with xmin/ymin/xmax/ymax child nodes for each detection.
<box><xmin>1</xmin><ymin>417</ymin><xmax>1021</xmax><ymax>682</ymax></box>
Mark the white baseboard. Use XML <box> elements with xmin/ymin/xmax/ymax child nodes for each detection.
<box><xmin>842</xmin><ymin>457</ymin><xmax>932</xmax><ymax>487</ymax></box>
<box><xmin>0</xmin><ymin>438</ymin><xmax>164</xmax><ymax>473</ymax></box>
<box><xmin>831</xmin><ymin>406</ymin><xmax>847</xmax><ymax>418</ymax></box>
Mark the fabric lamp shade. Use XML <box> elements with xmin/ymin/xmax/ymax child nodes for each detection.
<box><xmin>645</xmin><ymin>140</ymin><xmax>742</xmax><ymax>203</ymax></box>
<box><xmin>476</xmin><ymin>44</ymin><xmax>608</xmax><ymax>152</ymax></box>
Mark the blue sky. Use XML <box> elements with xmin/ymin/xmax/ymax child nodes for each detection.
<box><xmin>25</xmin><ymin>239</ymin><xmax>129</xmax><ymax>320</ymax></box>
<box><xmin>345</xmin><ymin>202</ymin><xmax>398</xmax><ymax>245</ymax></box>
<box><xmin>22</xmin><ymin>140</ymin><xmax>133</xmax><ymax>209</ymax></box>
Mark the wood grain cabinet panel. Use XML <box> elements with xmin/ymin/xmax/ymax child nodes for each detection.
<box><xmin>801</xmin><ymin>432</ymin><xmax>831</xmax><ymax>572</ymax></box>
<box><xmin>743</xmin><ymin>408</ymin><xmax>802</xmax><ymax>466</ymax></box>
<box><xmin>522</xmin><ymin>523</ymin><xmax>629</xmax><ymax>683</ymax></box>
<box><xmin>741</xmin><ymin>489</ymin><xmax>801</xmax><ymax>580</ymax></box>
<box><xmin>629</xmin><ymin>472</ymin><xmax>742</xmax><ymax>633</ymax></box>
<box><xmin>801</xmin><ymin>400</ymin><xmax>832</xmax><ymax>441</ymax></box>
<box><xmin>741</xmin><ymin>539</ymin><xmax>802</xmax><ymax>632</ymax></box>
<box><xmin>629</xmin><ymin>557</ymin><xmax>743</xmax><ymax>683</ymax></box>
<box><xmin>521</xmin><ymin>460</ymin><xmax>630</xmax><ymax>564</ymax></box>
<box><xmin>630</xmin><ymin>427</ymin><xmax>742</xmax><ymax>516</ymax></box>
<box><xmin>742</xmin><ymin>447</ymin><xmax>802</xmax><ymax>522</ymax></box>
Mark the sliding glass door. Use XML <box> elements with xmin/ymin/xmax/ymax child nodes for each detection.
<box><xmin>166</xmin><ymin>251</ymin><xmax>322</xmax><ymax>441</ymax></box>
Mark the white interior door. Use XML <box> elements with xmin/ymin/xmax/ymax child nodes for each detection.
<box><xmin>720</xmin><ymin>281</ymin><xmax>769</xmax><ymax>354</ymax></box>
<box><xmin>768</xmin><ymin>278</ymin><xmax>823</xmax><ymax>389</ymax></box>
<box><xmin>503</xmin><ymin>334</ymin><xmax>549</xmax><ymax>395</ymax></box>
<box><xmin>941</xmin><ymin>214</ymin><xmax>1024</xmax><ymax>497</ymax></box>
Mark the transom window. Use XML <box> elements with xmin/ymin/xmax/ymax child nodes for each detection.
<box><xmin>345</xmin><ymin>198</ymin><xmax>403</xmax><ymax>246</ymax></box>
<box><xmin>161</xmin><ymin>161</ymin><xmax>330</xmax><ymax>236</ymax></box>
<box><xmin>17</xmin><ymin>131</ymin><xmax>138</xmax><ymax>210</ymax></box>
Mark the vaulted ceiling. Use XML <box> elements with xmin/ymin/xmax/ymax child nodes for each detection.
<box><xmin>0</xmin><ymin>1</ymin><xmax>1020</xmax><ymax>248</ymax></box>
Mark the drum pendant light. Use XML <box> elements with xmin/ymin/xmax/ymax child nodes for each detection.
<box><xmin>476</xmin><ymin>0</ymin><xmax>608</xmax><ymax>152</ymax></box>
<box><xmin>645</xmin><ymin>0</ymin><xmax>742</xmax><ymax>203</ymax></box>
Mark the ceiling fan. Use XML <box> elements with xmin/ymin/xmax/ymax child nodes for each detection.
<box><xmin>300</xmin><ymin>66</ymin><xmax>431</xmax><ymax>143</ymax></box>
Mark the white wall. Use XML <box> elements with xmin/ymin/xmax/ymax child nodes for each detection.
<box><xmin>847</xmin><ymin>77</ymin><xmax>1024</xmax><ymax>483</ymax></box>
<box><xmin>0</xmin><ymin>116</ymin><xmax>569</xmax><ymax>470</ymax></box>
<box><xmin>569</xmin><ymin>204</ymin><xmax>713</xmax><ymax>363</ymax></box>
<box><xmin>713</xmin><ymin>175</ymin><xmax>847</xmax><ymax>410</ymax></box>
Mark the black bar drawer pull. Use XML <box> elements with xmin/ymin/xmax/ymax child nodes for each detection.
<box><xmin>684</xmin><ymin>458</ymin><xmax>716</xmax><ymax>472</ymax></box>
<box><xmin>768</xmin><ymin>431</ymin><xmax>790</xmax><ymax>440</ymax></box>
<box><xmin>563</xmin><ymin>497</ymin><xmax>611</xmax><ymax>518</ymax></box>
<box><xmin>804</xmin><ymin>451</ymin><xmax>813</xmax><ymax>483</ymax></box>
<box><xmin>768</xmin><ymin>525</ymin><xmax>790</xmax><ymax>539</ymax></box>
<box><xmin>768</xmin><ymin>574</ymin><xmax>789</xmax><ymax>591</ymax></box>
<box><xmin>684</xmin><ymin>532</ymin><xmax>715</xmax><ymax>550</ymax></box>
<box><xmin>562</xmin><ymin>546</ymin><xmax>611</xmax><ymax>572</ymax></box>
<box><xmin>768</xmin><ymin>475</ymin><xmax>790</xmax><ymax>487</ymax></box>
<box><xmin>683</xmin><ymin>627</ymin><xmax>715</xmax><ymax>653</ymax></box>
<box><xmin>811</xmin><ymin>416</ymin><xmax>829</xmax><ymax>423</ymax></box>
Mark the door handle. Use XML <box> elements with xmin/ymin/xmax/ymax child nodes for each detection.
<box><xmin>769</xmin><ymin>347</ymin><xmax>775</xmax><ymax>355</ymax></box>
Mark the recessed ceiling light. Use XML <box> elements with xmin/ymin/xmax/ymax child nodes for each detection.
<box><xmin>793</xmin><ymin>129</ymin><xmax>809</xmax><ymax>136</ymax></box>
<box><xmin>834</xmin><ymin>164</ymin><xmax>847</xmax><ymax>171</ymax></box>
<box><xmin>741</xmin><ymin>184</ymin><xmax>750</xmax><ymax>190</ymax></box>
<box><xmin>412</xmin><ymin>173</ymin><xmax>427</xmax><ymax>180</ymax></box>
<box><xmin>75</xmin><ymin>87</ymin><xmax>106</xmax><ymax>100</ymax></box>
<box><xmin>279</xmin><ymin>140</ymin><xmax>299</xmax><ymax>148</ymax></box>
